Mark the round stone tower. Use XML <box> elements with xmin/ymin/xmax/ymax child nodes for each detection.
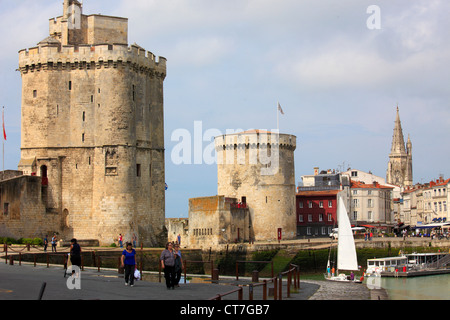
<box><xmin>215</xmin><ymin>130</ymin><xmax>297</xmax><ymax>241</ymax></box>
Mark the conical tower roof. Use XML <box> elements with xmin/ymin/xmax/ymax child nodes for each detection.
<box><xmin>390</xmin><ymin>107</ymin><xmax>406</xmax><ymax>155</ymax></box>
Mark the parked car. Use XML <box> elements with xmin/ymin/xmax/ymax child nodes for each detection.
<box><xmin>329</xmin><ymin>227</ymin><xmax>366</xmax><ymax>240</ymax></box>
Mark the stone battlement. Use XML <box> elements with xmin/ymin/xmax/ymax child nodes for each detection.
<box><xmin>215</xmin><ymin>131</ymin><xmax>296</xmax><ymax>151</ymax></box>
<box><xmin>18</xmin><ymin>43</ymin><xmax>166</xmax><ymax>77</ymax></box>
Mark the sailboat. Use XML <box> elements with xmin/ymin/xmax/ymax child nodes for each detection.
<box><xmin>325</xmin><ymin>196</ymin><xmax>362</xmax><ymax>283</ymax></box>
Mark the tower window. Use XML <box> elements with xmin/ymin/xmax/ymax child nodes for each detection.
<box><xmin>82</xmin><ymin>133</ymin><xmax>85</xmax><ymax>142</ymax></box>
<box><xmin>82</xmin><ymin>111</ymin><xmax>85</xmax><ymax>122</ymax></box>
<box><xmin>69</xmin><ymin>81</ymin><xmax>72</xmax><ymax>91</ymax></box>
<box><xmin>33</xmin><ymin>90</ymin><xmax>37</xmax><ymax>98</ymax></box>
<box><xmin>136</xmin><ymin>164</ymin><xmax>141</xmax><ymax>177</ymax></box>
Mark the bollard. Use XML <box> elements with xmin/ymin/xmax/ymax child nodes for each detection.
<box><xmin>212</xmin><ymin>268</ymin><xmax>219</xmax><ymax>282</ymax></box>
<box><xmin>9</xmin><ymin>256</ymin><xmax>14</xmax><ymax>265</ymax></box>
<box><xmin>252</xmin><ymin>270</ymin><xmax>259</xmax><ymax>283</ymax></box>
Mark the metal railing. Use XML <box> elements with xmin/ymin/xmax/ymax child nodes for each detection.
<box><xmin>235</xmin><ymin>260</ymin><xmax>274</xmax><ymax>280</ymax></box>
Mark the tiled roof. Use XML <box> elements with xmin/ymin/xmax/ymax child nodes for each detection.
<box><xmin>350</xmin><ymin>180</ymin><xmax>394</xmax><ymax>189</ymax></box>
<box><xmin>296</xmin><ymin>190</ymin><xmax>340</xmax><ymax>196</ymax></box>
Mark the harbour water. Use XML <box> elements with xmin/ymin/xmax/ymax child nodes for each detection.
<box><xmin>378</xmin><ymin>274</ymin><xmax>450</xmax><ymax>300</ymax></box>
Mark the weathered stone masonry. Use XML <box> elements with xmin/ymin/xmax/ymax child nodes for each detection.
<box><xmin>1</xmin><ymin>1</ymin><xmax>167</xmax><ymax>246</ymax></box>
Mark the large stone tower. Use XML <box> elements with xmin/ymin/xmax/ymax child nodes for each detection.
<box><xmin>215</xmin><ymin>130</ymin><xmax>297</xmax><ymax>241</ymax></box>
<box><xmin>386</xmin><ymin>107</ymin><xmax>413</xmax><ymax>187</ymax></box>
<box><xmin>17</xmin><ymin>1</ymin><xmax>166</xmax><ymax>246</ymax></box>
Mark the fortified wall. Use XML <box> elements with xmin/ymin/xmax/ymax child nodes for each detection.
<box><xmin>1</xmin><ymin>1</ymin><xmax>167</xmax><ymax>246</ymax></box>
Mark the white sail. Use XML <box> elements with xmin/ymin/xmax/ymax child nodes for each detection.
<box><xmin>337</xmin><ymin>196</ymin><xmax>359</xmax><ymax>271</ymax></box>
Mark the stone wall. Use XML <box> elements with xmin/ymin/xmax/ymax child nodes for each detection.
<box><xmin>187</xmin><ymin>196</ymin><xmax>250</xmax><ymax>248</ymax></box>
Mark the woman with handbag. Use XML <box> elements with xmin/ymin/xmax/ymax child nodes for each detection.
<box><xmin>160</xmin><ymin>242</ymin><xmax>176</xmax><ymax>289</ymax></box>
<box><xmin>121</xmin><ymin>242</ymin><xmax>137</xmax><ymax>287</ymax></box>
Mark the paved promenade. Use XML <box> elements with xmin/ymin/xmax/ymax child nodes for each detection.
<box><xmin>0</xmin><ymin>261</ymin><xmax>379</xmax><ymax>301</ymax></box>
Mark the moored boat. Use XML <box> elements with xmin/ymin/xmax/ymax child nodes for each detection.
<box><xmin>366</xmin><ymin>252</ymin><xmax>450</xmax><ymax>277</ymax></box>
<box><xmin>324</xmin><ymin>196</ymin><xmax>363</xmax><ymax>283</ymax></box>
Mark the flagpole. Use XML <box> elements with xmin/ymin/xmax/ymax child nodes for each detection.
<box><xmin>2</xmin><ymin>106</ymin><xmax>4</xmax><ymax>173</ymax></box>
<box><xmin>277</xmin><ymin>102</ymin><xmax>279</xmax><ymax>132</ymax></box>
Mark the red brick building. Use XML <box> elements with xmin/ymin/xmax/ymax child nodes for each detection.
<box><xmin>296</xmin><ymin>190</ymin><xmax>340</xmax><ymax>238</ymax></box>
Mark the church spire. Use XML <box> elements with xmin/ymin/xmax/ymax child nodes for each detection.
<box><xmin>390</xmin><ymin>106</ymin><xmax>406</xmax><ymax>155</ymax></box>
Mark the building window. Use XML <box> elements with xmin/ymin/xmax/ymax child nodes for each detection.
<box><xmin>299</xmin><ymin>215</ymin><xmax>303</xmax><ymax>222</ymax></box>
<box><xmin>299</xmin><ymin>201</ymin><xmax>303</xmax><ymax>209</ymax></box>
<box><xmin>353</xmin><ymin>190</ymin><xmax>358</xmax><ymax>195</ymax></box>
<box><xmin>368</xmin><ymin>199</ymin><xmax>373</xmax><ymax>208</ymax></box>
<box><xmin>3</xmin><ymin>203</ymin><xmax>9</xmax><ymax>216</ymax></box>
<box><xmin>69</xmin><ymin>81</ymin><xmax>72</xmax><ymax>91</ymax></box>
<box><xmin>352</xmin><ymin>211</ymin><xmax>358</xmax><ymax>220</ymax></box>
<box><xmin>82</xmin><ymin>133</ymin><xmax>85</xmax><ymax>142</ymax></box>
<box><xmin>319</xmin><ymin>213</ymin><xmax>323</xmax><ymax>222</ymax></box>
<box><xmin>308</xmin><ymin>201</ymin><xmax>312</xmax><ymax>208</ymax></box>
<box><xmin>33</xmin><ymin>90</ymin><xmax>37</xmax><ymax>98</ymax></box>
<box><xmin>136</xmin><ymin>164</ymin><xmax>141</xmax><ymax>177</ymax></box>
<box><xmin>319</xmin><ymin>201</ymin><xmax>323</xmax><ymax>208</ymax></box>
<box><xmin>308</xmin><ymin>214</ymin><xmax>312</xmax><ymax>222</ymax></box>
<box><xmin>82</xmin><ymin>111</ymin><xmax>85</xmax><ymax>122</ymax></box>
<box><xmin>327</xmin><ymin>213</ymin><xmax>332</xmax><ymax>222</ymax></box>
<box><xmin>328</xmin><ymin>200</ymin><xmax>332</xmax><ymax>208</ymax></box>
<box><xmin>351</xmin><ymin>171</ymin><xmax>358</xmax><ymax>177</ymax></box>
<box><xmin>353</xmin><ymin>199</ymin><xmax>359</xmax><ymax>208</ymax></box>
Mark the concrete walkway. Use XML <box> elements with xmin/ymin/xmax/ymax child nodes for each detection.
<box><xmin>0</xmin><ymin>262</ymin><xmax>380</xmax><ymax>301</ymax></box>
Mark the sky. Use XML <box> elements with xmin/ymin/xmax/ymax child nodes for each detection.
<box><xmin>0</xmin><ymin>0</ymin><xmax>449</xmax><ymax>218</ymax></box>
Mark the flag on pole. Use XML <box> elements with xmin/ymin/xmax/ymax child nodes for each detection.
<box><xmin>2</xmin><ymin>107</ymin><xmax>6</xmax><ymax>141</ymax></box>
<box><xmin>277</xmin><ymin>102</ymin><xmax>284</xmax><ymax>115</ymax></box>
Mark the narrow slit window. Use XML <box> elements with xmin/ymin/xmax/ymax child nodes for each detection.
<box><xmin>136</xmin><ymin>164</ymin><xmax>141</xmax><ymax>177</ymax></box>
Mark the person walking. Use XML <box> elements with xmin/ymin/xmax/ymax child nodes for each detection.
<box><xmin>51</xmin><ymin>233</ymin><xmax>57</xmax><ymax>252</ymax></box>
<box><xmin>69</xmin><ymin>238</ymin><xmax>82</xmax><ymax>277</ymax></box>
<box><xmin>121</xmin><ymin>243</ymin><xmax>137</xmax><ymax>287</ymax></box>
<box><xmin>118</xmin><ymin>234</ymin><xmax>123</xmax><ymax>248</ymax></box>
<box><xmin>160</xmin><ymin>242</ymin><xmax>176</xmax><ymax>289</ymax></box>
<box><xmin>132</xmin><ymin>233</ymin><xmax>137</xmax><ymax>248</ymax></box>
<box><xmin>43</xmin><ymin>235</ymin><xmax>48</xmax><ymax>252</ymax></box>
<box><xmin>174</xmin><ymin>244</ymin><xmax>184</xmax><ymax>287</ymax></box>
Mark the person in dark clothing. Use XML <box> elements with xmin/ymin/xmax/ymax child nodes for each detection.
<box><xmin>121</xmin><ymin>243</ymin><xmax>137</xmax><ymax>287</ymax></box>
<box><xmin>160</xmin><ymin>242</ymin><xmax>176</xmax><ymax>289</ymax></box>
<box><xmin>69</xmin><ymin>238</ymin><xmax>82</xmax><ymax>277</ymax></box>
<box><xmin>174</xmin><ymin>244</ymin><xmax>183</xmax><ymax>287</ymax></box>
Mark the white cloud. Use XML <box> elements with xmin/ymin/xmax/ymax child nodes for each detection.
<box><xmin>169</xmin><ymin>36</ymin><xmax>235</xmax><ymax>67</ymax></box>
